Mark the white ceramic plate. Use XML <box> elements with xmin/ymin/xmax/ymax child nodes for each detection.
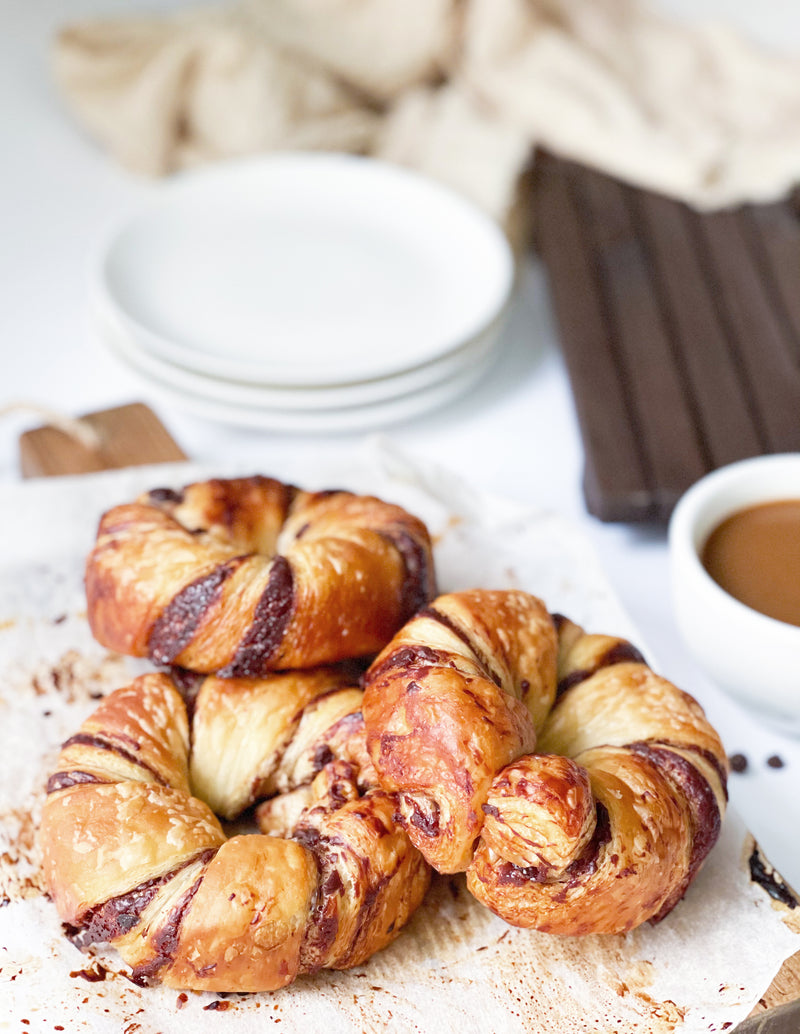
<box><xmin>102</xmin><ymin>311</ymin><xmax>500</xmax><ymax>434</ymax></box>
<box><xmin>96</xmin><ymin>153</ymin><xmax>514</xmax><ymax>387</ymax></box>
<box><xmin>95</xmin><ymin>295</ymin><xmax>506</xmax><ymax>413</ymax></box>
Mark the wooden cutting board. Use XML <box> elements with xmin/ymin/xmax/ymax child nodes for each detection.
<box><xmin>532</xmin><ymin>151</ymin><xmax>800</xmax><ymax>523</ymax></box>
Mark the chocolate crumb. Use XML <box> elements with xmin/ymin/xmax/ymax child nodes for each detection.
<box><xmin>766</xmin><ymin>754</ymin><xmax>785</xmax><ymax>769</ymax></box>
<box><xmin>69</xmin><ymin>962</ymin><xmax>108</xmax><ymax>982</ymax></box>
<box><xmin>729</xmin><ymin>753</ymin><xmax>748</xmax><ymax>773</ymax></box>
<box><xmin>176</xmin><ymin>993</ymin><xmax>188</xmax><ymax>1009</ymax></box>
<box><xmin>148</xmin><ymin>487</ymin><xmax>184</xmax><ymax>505</ymax></box>
<box><xmin>204</xmin><ymin>1000</ymin><xmax>231</xmax><ymax>1011</ymax></box>
<box><xmin>749</xmin><ymin>845</ymin><xmax>798</xmax><ymax>909</ymax></box>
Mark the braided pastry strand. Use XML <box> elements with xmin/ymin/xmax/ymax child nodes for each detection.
<box><xmin>85</xmin><ymin>476</ymin><xmax>436</xmax><ymax>676</ymax></box>
<box><xmin>41</xmin><ymin>670</ymin><xmax>430</xmax><ymax>992</ymax></box>
<box><xmin>362</xmin><ymin>590</ymin><xmax>559</xmax><ymax>873</ymax></box>
<box><xmin>362</xmin><ymin>590</ymin><xmax>728</xmax><ymax>935</ymax></box>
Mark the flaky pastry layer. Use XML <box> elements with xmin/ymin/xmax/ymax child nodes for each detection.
<box><xmin>85</xmin><ymin>476</ymin><xmax>436</xmax><ymax>675</ymax></box>
<box><xmin>42</xmin><ymin>671</ymin><xmax>430</xmax><ymax>992</ymax></box>
<box><xmin>362</xmin><ymin>590</ymin><xmax>728</xmax><ymax>935</ymax></box>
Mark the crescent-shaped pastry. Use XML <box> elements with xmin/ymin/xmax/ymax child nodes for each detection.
<box><xmin>85</xmin><ymin>476</ymin><xmax>436</xmax><ymax>675</ymax></box>
<box><xmin>41</xmin><ymin>670</ymin><xmax>430</xmax><ymax>992</ymax></box>
<box><xmin>361</xmin><ymin>590</ymin><xmax>728</xmax><ymax>934</ymax></box>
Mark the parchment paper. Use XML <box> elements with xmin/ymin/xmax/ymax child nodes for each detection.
<box><xmin>1</xmin><ymin>441</ymin><xmax>798</xmax><ymax>1033</ymax></box>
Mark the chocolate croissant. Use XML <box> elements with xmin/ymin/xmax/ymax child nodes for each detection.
<box><xmin>85</xmin><ymin>476</ymin><xmax>436</xmax><ymax>676</ymax></box>
<box><xmin>362</xmin><ymin>590</ymin><xmax>728</xmax><ymax>935</ymax></box>
<box><xmin>41</xmin><ymin>670</ymin><xmax>430</xmax><ymax>992</ymax></box>
<box><xmin>362</xmin><ymin>590</ymin><xmax>558</xmax><ymax>874</ymax></box>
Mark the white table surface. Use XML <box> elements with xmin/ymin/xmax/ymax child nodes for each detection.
<box><xmin>2</xmin><ymin>0</ymin><xmax>799</xmax><ymax>899</ymax></box>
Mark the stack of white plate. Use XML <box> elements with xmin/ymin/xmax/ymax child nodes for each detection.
<box><xmin>94</xmin><ymin>154</ymin><xmax>515</xmax><ymax>433</ymax></box>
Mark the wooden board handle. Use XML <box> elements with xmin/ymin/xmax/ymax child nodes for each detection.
<box><xmin>18</xmin><ymin>402</ymin><xmax>187</xmax><ymax>478</ymax></box>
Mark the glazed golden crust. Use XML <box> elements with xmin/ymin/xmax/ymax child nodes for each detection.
<box><xmin>164</xmin><ymin>837</ymin><xmax>318</xmax><ymax>992</ymax></box>
<box><xmin>362</xmin><ymin>590</ymin><xmax>558</xmax><ymax>873</ymax></box>
<box><xmin>273</xmin><ymin>762</ymin><xmax>431</xmax><ymax>973</ymax></box>
<box><xmin>41</xmin><ymin>671</ymin><xmax>430</xmax><ymax>992</ymax></box>
<box><xmin>467</xmin><ymin>746</ymin><xmax>694</xmax><ymax>935</ymax></box>
<box><xmin>85</xmin><ymin>476</ymin><xmax>436</xmax><ymax>675</ymax></box>
<box><xmin>478</xmin><ymin>753</ymin><xmax>596</xmax><ymax>871</ymax></box>
<box><xmin>361</xmin><ymin>592</ymin><xmax>728</xmax><ymax>934</ymax></box>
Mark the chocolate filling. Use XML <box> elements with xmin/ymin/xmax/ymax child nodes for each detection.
<box><xmin>685</xmin><ymin>742</ymin><xmax>729</xmax><ymax>799</ymax></box>
<box><xmin>294</xmin><ymin>819</ymin><xmax>402</xmax><ymax>972</ymax></box>
<box><xmin>365</xmin><ymin>644</ymin><xmax>446</xmax><ymax>685</ymax></box>
<box><xmin>628</xmin><ymin>741</ymin><xmax>722</xmax><ymax>883</ymax></box>
<box><xmin>748</xmin><ymin>845</ymin><xmax>798</xmax><ymax>909</ymax></box>
<box><xmin>130</xmin><ymin>866</ymin><xmax>210</xmax><ymax>985</ymax></box>
<box><xmin>305</xmin><ymin>711</ymin><xmax>365</xmax><ymax>781</ymax></box>
<box><xmin>627</xmin><ymin>740</ymin><xmax>724</xmax><ymax>923</ymax></box>
<box><xmin>207</xmin><ymin>476</ymin><xmax>299</xmax><ymax>539</ymax></box>
<box><xmin>218</xmin><ymin>556</ymin><xmax>295</xmax><ymax>677</ymax></box>
<box><xmin>494</xmin><ymin>804</ymin><xmax>611</xmax><ymax>887</ymax></box>
<box><xmin>404</xmin><ymin>794</ymin><xmax>441</xmax><ymax>838</ymax></box>
<box><xmin>58</xmin><ymin>732</ymin><xmax>167</xmax><ymax>786</ymax></box>
<box><xmin>292</xmin><ymin>828</ymin><xmax>341</xmax><ymax>970</ymax></box>
<box><xmin>67</xmin><ymin>849</ymin><xmax>214</xmax><ymax>952</ymax></box>
<box><xmin>147</xmin><ymin>487</ymin><xmax>185</xmax><ymax>506</ymax></box>
<box><xmin>312</xmin><ymin>744</ymin><xmax>335</xmax><ymax>773</ymax></box>
<box><xmin>350</xmin><ymin>803</ymin><xmax>394</xmax><ymax>840</ymax></box>
<box><xmin>418</xmin><ymin>605</ymin><xmax>505</xmax><ymax>688</ymax></box>
<box><xmin>550</xmin><ymin>613</ymin><xmax>568</xmax><ymax>633</ymax></box>
<box><xmin>378</xmin><ymin>527</ymin><xmax>435</xmax><ymax>622</ymax></box>
<box><xmin>563</xmin><ymin>805</ymin><xmax>612</xmax><ymax>881</ymax></box>
<box><xmin>168</xmin><ymin>667</ymin><xmax>205</xmax><ymax>724</ymax></box>
<box><xmin>556</xmin><ymin>640</ymin><xmax>646</xmax><ymax>697</ymax></box>
<box><xmin>46</xmin><ymin>770</ymin><xmax>107</xmax><ymax>794</ymax></box>
<box><xmin>657</xmin><ymin>739</ymin><xmax>729</xmax><ymax>801</ymax></box>
<box><xmin>69</xmin><ymin>962</ymin><xmax>108</xmax><ymax>982</ymax></box>
<box><xmin>340</xmin><ymin>862</ymin><xmax>398</xmax><ymax>968</ymax></box>
<box><xmin>148</xmin><ymin>557</ymin><xmax>246</xmax><ymax>665</ymax></box>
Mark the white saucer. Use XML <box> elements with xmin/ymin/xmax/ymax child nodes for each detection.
<box><xmin>102</xmin><ymin>309</ymin><xmax>500</xmax><ymax>433</ymax></box>
<box><xmin>95</xmin><ymin>294</ymin><xmax>506</xmax><ymax>413</ymax></box>
<box><xmin>96</xmin><ymin>153</ymin><xmax>514</xmax><ymax>388</ymax></box>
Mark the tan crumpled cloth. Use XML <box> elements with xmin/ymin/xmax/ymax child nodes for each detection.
<box><xmin>54</xmin><ymin>0</ymin><xmax>800</xmax><ymax>221</ymax></box>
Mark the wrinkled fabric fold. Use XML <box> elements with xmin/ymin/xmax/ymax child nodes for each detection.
<box><xmin>53</xmin><ymin>0</ymin><xmax>800</xmax><ymax>223</ymax></box>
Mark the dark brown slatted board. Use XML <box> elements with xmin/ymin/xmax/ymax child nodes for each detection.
<box><xmin>531</xmin><ymin>151</ymin><xmax>800</xmax><ymax>523</ymax></box>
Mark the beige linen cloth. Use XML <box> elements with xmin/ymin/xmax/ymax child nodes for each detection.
<box><xmin>54</xmin><ymin>0</ymin><xmax>800</xmax><ymax>223</ymax></box>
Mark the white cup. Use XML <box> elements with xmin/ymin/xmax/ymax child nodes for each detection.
<box><xmin>669</xmin><ymin>454</ymin><xmax>800</xmax><ymax>732</ymax></box>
